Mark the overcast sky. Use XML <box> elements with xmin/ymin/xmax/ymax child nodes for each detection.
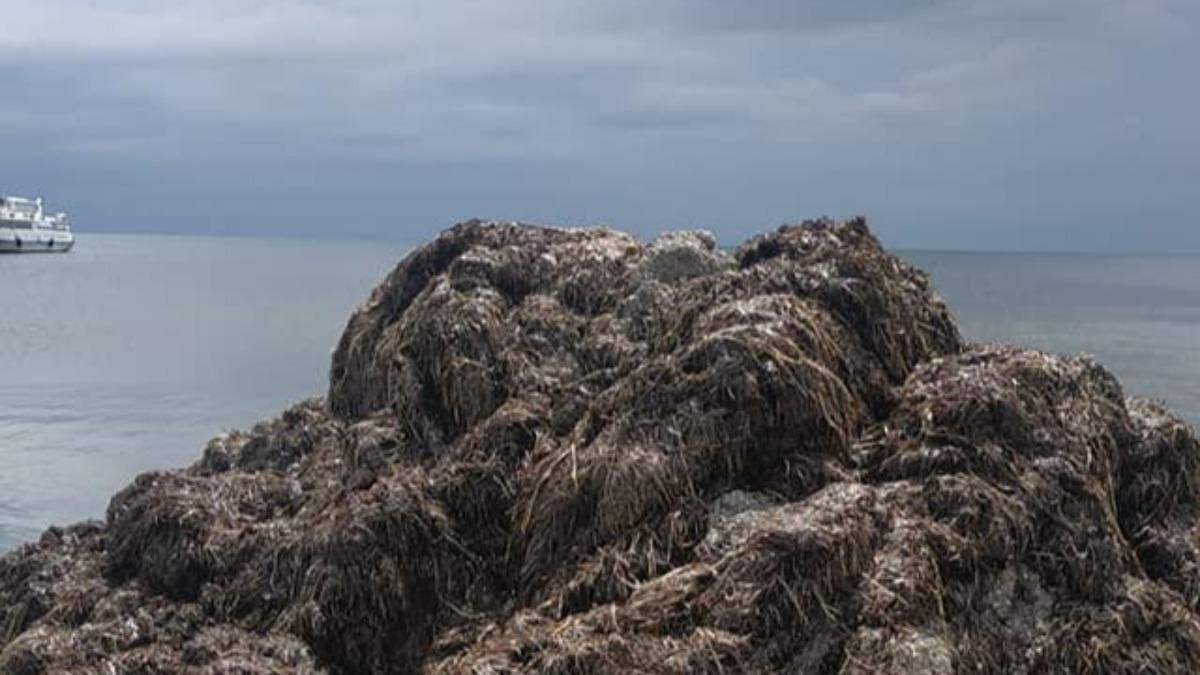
<box><xmin>1</xmin><ymin>0</ymin><xmax>1196</xmax><ymax>250</ymax></box>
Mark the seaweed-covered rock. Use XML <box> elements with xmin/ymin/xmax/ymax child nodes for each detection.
<box><xmin>638</xmin><ymin>230</ymin><xmax>730</xmax><ymax>283</ymax></box>
<box><xmin>4</xmin><ymin>218</ymin><xmax>1199</xmax><ymax>674</ymax></box>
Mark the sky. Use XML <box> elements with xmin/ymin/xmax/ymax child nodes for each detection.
<box><xmin>1</xmin><ymin>0</ymin><xmax>1197</xmax><ymax>251</ymax></box>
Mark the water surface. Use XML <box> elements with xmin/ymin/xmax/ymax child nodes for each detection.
<box><xmin>1</xmin><ymin>240</ymin><xmax>1197</xmax><ymax>550</ymax></box>
<box><xmin>907</xmin><ymin>251</ymin><xmax>1200</xmax><ymax>426</ymax></box>
<box><xmin>1</xmin><ymin>234</ymin><xmax>405</xmax><ymax>548</ymax></box>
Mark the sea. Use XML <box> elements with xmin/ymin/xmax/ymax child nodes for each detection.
<box><xmin>1</xmin><ymin>236</ymin><xmax>1197</xmax><ymax>551</ymax></box>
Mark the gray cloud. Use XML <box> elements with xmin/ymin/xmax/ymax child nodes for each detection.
<box><xmin>0</xmin><ymin>0</ymin><xmax>1196</xmax><ymax>250</ymax></box>
<box><xmin>591</xmin><ymin>0</ymin><xmax>956</xmax><ymax>34</ymax></box>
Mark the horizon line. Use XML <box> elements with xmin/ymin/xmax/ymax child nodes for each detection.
<box><xmin>71</xmin><ymin>227</ymin><xmax>1200</xmax><ymax>258</ymax></box>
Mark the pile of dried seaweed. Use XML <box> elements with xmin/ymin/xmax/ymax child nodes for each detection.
<box><xmin>4</xmin><ymin>218</ymin><xmax>1200</xmax><ymax>674</ymax></box>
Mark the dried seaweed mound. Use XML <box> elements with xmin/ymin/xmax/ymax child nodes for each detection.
<box><xmin>2</xmin><ymin>218</ymin><xmax>1198</xmax><ymax>674</ymax></box>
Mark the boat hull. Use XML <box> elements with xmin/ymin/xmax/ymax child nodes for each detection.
<box><xmin>0</xmin><ymin>230</ymin><xmax>75</xmax><ymax>253</ymax></box>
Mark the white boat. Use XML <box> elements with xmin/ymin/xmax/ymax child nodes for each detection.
<box><xmin>0</xmin><ymin>195</ymin><xmax>75</xmax><ymax>253</ymax></box>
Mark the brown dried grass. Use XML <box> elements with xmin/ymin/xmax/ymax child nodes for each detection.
<box><xmin>6</xmin><ymin>218</ymin><xmax>1199</xmax><ymax>674</ymax></box>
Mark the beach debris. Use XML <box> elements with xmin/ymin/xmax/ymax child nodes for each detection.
<box><xmin>3</xmin><ymin>218</ymin><xmax>1198</xmax><ymax>674</ymax></box>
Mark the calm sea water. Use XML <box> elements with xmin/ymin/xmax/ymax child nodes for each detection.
<box><xmin>0</xmin><ymin>235</ymin><xmax>406</xmax><ymax>550</ymax></box>
<box><xmin>1</xmin><ymin>239</ymin><xmax>1197</xmax><ymax>550</ymax></box>
<box><xmin>905</xmin><ymin>251</ymin><xmax>1200</xmax><ymax>429</ymax></box>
